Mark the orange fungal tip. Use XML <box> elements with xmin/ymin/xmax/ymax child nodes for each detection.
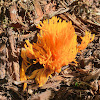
<box><xmin>78</xmin><ymin>31</ymin><xmax>95</xmax><ymax>51</ymax></box>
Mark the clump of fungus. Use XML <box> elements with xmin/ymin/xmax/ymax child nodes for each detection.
<box><xmin>20</xmin><ymin>16</ymin><xmax>95</xmax><ymax>90</ymax></box>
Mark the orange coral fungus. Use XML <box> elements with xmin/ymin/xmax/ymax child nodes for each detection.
<box><xmin>78</xmin><ymin>31</ymin><xmax>95</xmax><ymax>51</ymax></box>
<box><xmin>20</xmin><ymin>16</ymin><xmax>95</xmax><ymax>90</ymax></box>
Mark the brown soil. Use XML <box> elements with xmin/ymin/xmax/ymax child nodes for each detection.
<box><xmin>0</xmin><ymin>0</ymin><xmax>100</xmax><ymax>100</ymax></box>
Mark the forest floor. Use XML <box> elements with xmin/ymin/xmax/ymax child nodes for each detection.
<box><xmin>0</xmin><ymin>0</ymin><xmax>100</xmax><ymax>100</ymax></box>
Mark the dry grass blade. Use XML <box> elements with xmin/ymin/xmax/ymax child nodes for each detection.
<box><xmin>33</xmin><ymin>0</ymin><xmax>43</xmax><ymax>18</ymax></box>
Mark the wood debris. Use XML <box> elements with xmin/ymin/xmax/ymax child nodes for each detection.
<box><xmin>0</xmin><ymin>0</ymin><xmax>100</xmax><ymax>99</ymax></box>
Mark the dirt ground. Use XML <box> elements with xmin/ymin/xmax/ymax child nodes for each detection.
<box><xmin>0</xmin><ymin>0</ymin><xmax>100</xmax><ymax>100</ymax></box>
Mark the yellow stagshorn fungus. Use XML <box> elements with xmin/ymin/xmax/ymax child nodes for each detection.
<box><xmin>20</xmin><ymin>16</ymin><xmax>95</xmax><ymax>90</ymax></box>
